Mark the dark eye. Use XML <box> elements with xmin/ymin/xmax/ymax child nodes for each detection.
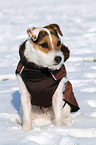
<box><xmin>57</xmin><ymin>41</ymin><xmax>61</xmax><ymax>47</ymax></box>
<box><xmin>40</xmin><ymin>42</ymin><xmax>48</xmax><ymax>48</ymax></box>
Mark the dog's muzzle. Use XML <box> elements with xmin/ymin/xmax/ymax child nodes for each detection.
<box><xmin>54</xmin><ymin>56</ymin><xmax>62</xmax><ymax>64</ymax></box>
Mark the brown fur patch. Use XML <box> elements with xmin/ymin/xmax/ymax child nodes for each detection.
<box><xmin>51</xmin><ymin>34</ymin><xmax>62</xmax><ymax>51</ymax></box>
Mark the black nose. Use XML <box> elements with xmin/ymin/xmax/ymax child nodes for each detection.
<box><xmin>54</xmin><ymin>56</ymin><xmax>62</xmax><ymax>64</ymax></box>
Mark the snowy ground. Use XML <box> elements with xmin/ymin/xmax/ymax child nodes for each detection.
<box><xmin>0</xmin><ymin>0</ymin><xmax>96</xmax><ymax>144</ymax></box>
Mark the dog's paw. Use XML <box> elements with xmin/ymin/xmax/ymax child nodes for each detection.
<box><xmin>63</xmin><ymin>118</ymin><xmax>72</xmax><ymax>126</ymax></box>
<box><xmin>22</xmin><ymin>124</ymin><xmax>32</xmax><ymax>131</ymax></box>
<box><xmin>55</xmin><ymin>120</ymin><xmax>62</xmax><ymax>126</ymax></box>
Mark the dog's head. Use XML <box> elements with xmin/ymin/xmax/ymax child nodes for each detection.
<box><xmin>27</xmin><ymin>24</ymin><xmax>70</xmax><ymax>70</ymax></box>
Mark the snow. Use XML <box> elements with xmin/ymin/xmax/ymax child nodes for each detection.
<box><xmin>0</xmin><ymin>0</ymin><xmax>96</xmax><ymax>144</ymax></box>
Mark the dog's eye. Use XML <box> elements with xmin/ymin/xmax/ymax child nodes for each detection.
<box><xmin>40</xmin><ymin>42</ymin><xmax>48</xmax><ymax>48</ymax></box>
<box><xmin>57</xmin><ymin>41</ymin><xmax>61</xmax><ymax>47</ymax></box>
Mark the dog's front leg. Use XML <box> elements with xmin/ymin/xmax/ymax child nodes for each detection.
<box><xmin>17</xmin><ymin>75</ymin><xmax>32</xmax><ymax>131</ymax></box>
<box><xmin>21</xmin><ymin>93</ymin><xmax>32</xmax><ymax>131</ymax></box>
<box><xmin>52</xmin><ymin>92</ymin><xmax>63</xmax><ymax>126</ymax></box>
<box><xmin>52</xmin><ymin>78</ymin><xmax>67</xmax><ymax>126</ymax></box>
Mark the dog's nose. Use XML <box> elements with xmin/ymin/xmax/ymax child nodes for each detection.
<box><xmin>54</xmin><ymin>56</ymin><xmax>62</xmax><ymax>64</ymax></box>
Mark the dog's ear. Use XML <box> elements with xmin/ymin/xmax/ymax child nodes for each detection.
<box><xmin>61</xmin><ymin>44</ymin><xmax>70</xmax><ymax>62</ymax></box>
<box><xmin>44</xmin><ymin>24</ymin><xmax>63</xmax><ymax>36</ymax></box>
<box><xmin>27</xmin><ymin>27</ymin><xmax>40</xmax><ymax>41</ymax></box>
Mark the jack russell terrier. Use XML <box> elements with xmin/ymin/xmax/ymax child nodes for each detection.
<box><xmin>16</xmin><ymin>24</ymin><xmax>80</xmax><ymax>131</ymax></box>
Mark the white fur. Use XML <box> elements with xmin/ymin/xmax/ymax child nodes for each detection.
<box><xmin>17</xmin><ymin>28</ymin><xmax>71</xmax><ymax>131</ymax></box>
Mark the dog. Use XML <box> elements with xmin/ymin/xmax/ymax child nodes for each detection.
<box><xmin>16</xmin><ymin>24</ymin><xmax>80</xmax><ymax>131</ymax></box>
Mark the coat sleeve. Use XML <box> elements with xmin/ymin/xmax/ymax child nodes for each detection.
<box><xmin>64</xmin><ymin>81</ymin><xmax>80</xmax><ymax>112</ymax></box>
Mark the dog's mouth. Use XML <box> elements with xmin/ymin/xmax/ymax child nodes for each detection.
<box><xmin>46</xmin><ymin>62</ymin><xmax>63</xmax><ymax>70</ymax></box>
<box><xmin>53</xmin><ymin>63</ymin><xmax>60</xmax><ymax>66</ymax></box>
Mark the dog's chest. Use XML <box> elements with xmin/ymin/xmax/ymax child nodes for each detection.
<box><xmin>21</xmin><ymin>66</ymin><xmax>61</xmax><ymax>107</ymax></box>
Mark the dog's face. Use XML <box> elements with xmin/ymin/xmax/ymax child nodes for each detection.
<box><xmin>27</xmin><ymin>24</ymin><xmax>69</xmax><ymax>70</ymax></box>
